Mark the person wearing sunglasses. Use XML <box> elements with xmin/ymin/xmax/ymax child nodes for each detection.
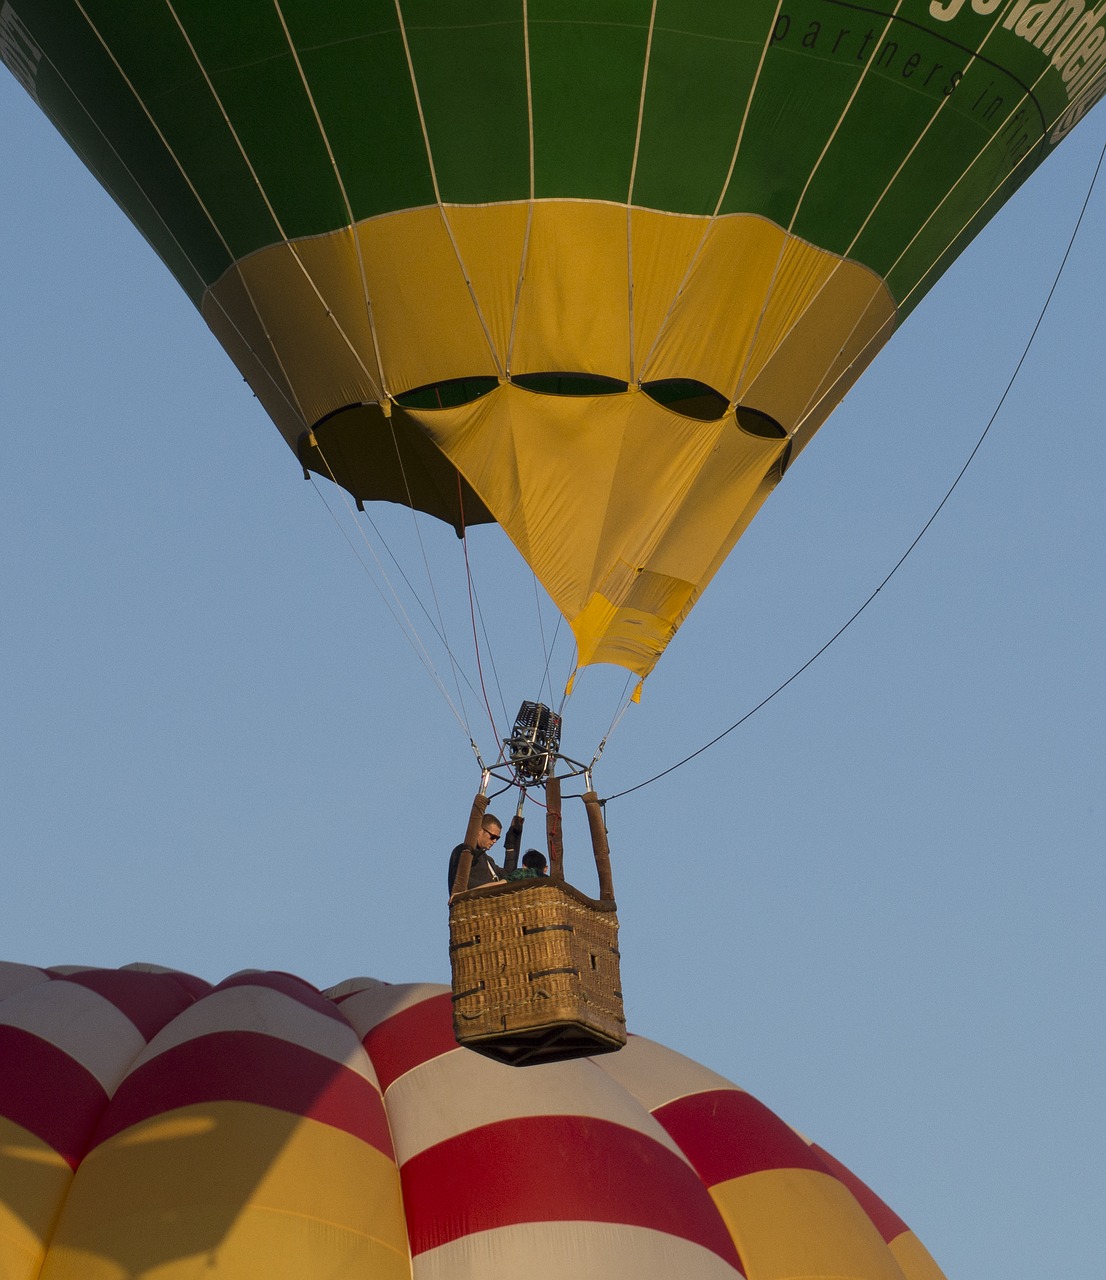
<box><xmin>447</xmin><ymin>814</ymin><xmax>504</xmax><ymax>892</ymax></box>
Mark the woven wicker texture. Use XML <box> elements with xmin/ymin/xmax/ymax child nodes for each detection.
<box><xmin>449</xmin><ymin>880</ymin><xmax>626</xmax><ymax>1064</ymax></box>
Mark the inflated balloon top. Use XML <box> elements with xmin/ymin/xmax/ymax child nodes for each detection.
<box><xmin>0</xmin><ymin>961</ymin><xmax>947</xmax><ymax>1279</ymax></box>
<box><xmin>3</xmin><ymin>1</ymin><xmax>1099</xmax><ymax>682</ymax></box>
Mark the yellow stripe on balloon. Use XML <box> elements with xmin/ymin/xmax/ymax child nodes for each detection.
<box><xmin>40</xmin><ymin>1103</ymin><xmax>409</xmax><ymax>1280</ymax></box>
<box><xmin>709</xmin><ymin>1168</ymin><xmax>905</xmax><ymax>1280</ymax></box>
<box><xmin>0</xmin><ymin>1116</ymin><xmax>72</xmax><ymax>1280</ymax></box>
<box><xmin>890</xmin><ymin>1229</ymin><xmax>949</xmax><ymax>1280</ymax></box>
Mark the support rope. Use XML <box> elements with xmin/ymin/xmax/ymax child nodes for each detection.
<box><xmin>605</xmin><ymin>131</ymin><xmax>1106</xmax><ymax>806</ymax></box>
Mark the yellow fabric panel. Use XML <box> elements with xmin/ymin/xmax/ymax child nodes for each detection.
<box><xmin>638</xmin><ymin>214</ymin><xmax>895</xmax><ymax>426</ymax></box>
<box><xmin>202</xmin><ymin>267</ymin><xmax>308</xmax><ymax>452</ymax></box>
<box><xmin>741</xmin><ymin>259</ymin><xmax>896</xmax><ymax>454</ymax></box>
<box><xmin>0</xmin><ymin>1116</ymin><xmax>72</xmax><ymax>1280</ymax></box>
<box><xmin>735</xmin><ymin>237</ymin><xmax>843</xmax><ymax>390</ymax></box>
<box><xmin>199</xmin><ymin>200</ymin><xmax>893</xmax><ymax>677</ymax></box>
<box><xmin>710</xmin><ymin>1168</ymin><xmax>905</xmax><ymax>1280</ymax></box>
<box><xmin>358</xmin><ymin>206</ymin><xmax>499</xmax><ymax>393</ymax></box>
<box><xmin>40</xmin><ymin>1104</ymin><xmax>410</xmax><ymax>1280</ymax></box>
<box><xmin>405</xmin><ymin>385</ymin><xmax>786</xmax><ymax>679</ymax></box>
<box><xmin>270</xmin><ymin>229</ymin><xmax>384</xmax><ymax>410</ymax></box>
<box><xmin>445</xmin><ymin>203</ymin><xmax>530</xmax><ymax>373</ymax></box>
<box><xmin>889</xmin><ymin>1231</ymin><xmax>949</xmax><ymax>1280</ymax></box>
<box><xmin>510</xmin><ymin>201</ymin><xmax>631</xmax><ymax>378</ymax></box>
<box><xmin>628</xmin><ymin>209</ymin><xmax>712</xmax><ymax>381</ymax></box>
<box><xmin>204</xmin><ymin>200</ymin><xmax>893</xmax><ymax>465</ymax></box>
<box><xmin>218</xmin><ymin>240</ymin><xmax>382</xmax><ymax>426</ymax></box>
<box><xmin>638</xmin><ymin>214</ymin><xmax>787</xmax><ymax>397</ymax></box>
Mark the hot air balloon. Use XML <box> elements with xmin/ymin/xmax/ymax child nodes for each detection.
<box><xmin>0</xmin><ymin>960</ymin><xmax>947</xmax><ymax>1280</ymax></box>
<box><xmin>2</xmin><ymin>6</ymin><xmax>1099</xmax><ymax>1254</ymax></box>
<box><xmin>3</xmin><ymin>0</ymin><xmax>1100</xmax><ymax>687</ymax></box>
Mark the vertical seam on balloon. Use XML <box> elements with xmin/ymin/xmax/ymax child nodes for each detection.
<box><xmin>392</xmin><ymin>0</ymin><xmax>506</xmax><ymax>379</ymax></box>
<box><xmin>272</xmin><ymin>0</ymin><xmax>470</xmax><ymax>708</ymax></box>
<box><xmin>160</xmin><ymin>3</ymin><xmax>350</xmax><ymax>415</ymax></box>
<box><xmin>728</xmin><ymin>3</ymin><xmax>906</xmax><ymax>411</ymax></box>
<box><xmin>783</xmin><ymin>8</ymin><xmax>1015</xmax><ymax>440</ymax></box>
<box><xmin>515</xmin><ymin>0</ymin><xmax>558</xmax><ymax>696</ymax></box>
<box><xmin>66</xmin><ymin>0</ymin><xmax>311</xmax><ymax>429</ymax></box>
<box><xmin>162</xmin><ymin>0</ymin><xmax>385</xmax><ymax>410</ymax></box>
<box><xmin>786</xmin><ymin>302</ymin><xmax>897</xmax><ymax>450</ymax></box>
<box><xmin>270</xmin><ymin>0</ymin><xmax>388</xmax><ymax>404</ymax></box>
<box><xmin>507</xmin><ymin>0</ymin><xmax>536</xmax><ymax>378</ymax></box>
<box><xmin>25</xmin><ymin>31</ymin><xmax>205</xmax><ymax>294</ymax></box>
<box><xmin>789</xmin><ymin>56</ymin><xmax>1050</xmax><ymax>446</ymax></box>
<box><xmin>635</xmin><ymin>1</ymin><xmax>786</xmax><ymax>382</ymax></box>
<box><xmin>778</xmin><ymin>10</ymin><xmax>1041</xmax><ymax>444</ymax></box>
<box><xmin>16</xmin><ymin>34</ymin><xmax>306</xmax><ymax>431</ymax></box>
<box><xmin>624</xmin><ymin>0</ymin><xmax>659</xmax><ymax>387</ymax></box>
<box><xmin>883</xmin><ymin>62</ymin><xmax>1055</xmax><ymax>312</ymax></box>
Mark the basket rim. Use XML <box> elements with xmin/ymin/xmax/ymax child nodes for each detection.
<box><xmin>450</xmin><ymin>877</ymin><xmax>616</xmax><ymax>912</ymax></box>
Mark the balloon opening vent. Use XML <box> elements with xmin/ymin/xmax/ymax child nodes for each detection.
<box><xmin>642</xmin><ymin>379</ymin><xmax>729</xmax><ymax>420</ymax></box>
<box><xmin>512</xmin><ymin>372</ymin><xmax>628</xmax><ymax>397</ymax></box>
<box><xmin>735</xmin><ymin>406</ymin><xmax>787</xmax><ymax>439</ymax></box>
<box><xmin>395</xmin><ymin>376</ymin><xmax>499</xmax><ymax>410</ymax></box>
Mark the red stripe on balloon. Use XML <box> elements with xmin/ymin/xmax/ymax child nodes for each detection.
<box><xmin>51</xmin><ymin>969</ymin><xmax>209</xmax><ymax>1042</ymax></box>
<box><xmin>810</xmin><ymin>1143</ymin><xmax>909</xmax><ymax>1243</ymax></box>
<box><xmin>401</xmin><ymin>1113</ymin><xmax>744</xmax><ymax>1270</ymax></box>
<box><xmin>91</xmin><ymin>1030</ymin><xmax>394</xmax><ymax>1159</ymax></box>
<box><xmin>361</xmin><ymin>993</ymin><xmax>458</xmax><ymax>1092</ymax></box>
<box><xmin>654</xmin><ymin>1089</ymin><xmax>826</xmax><ymax>1186</ymax></box>
<box><xmin>0</xmin><ymin>1025</ymin><xmax>108</xmax><ymax>1168</ymax></box>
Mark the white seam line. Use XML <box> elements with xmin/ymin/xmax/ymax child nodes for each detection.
<box><xmin>729</xmin><ymin>2</ymin><xmax>905</xmax><ymax>409</ymax></box>
<box><xmin>165</xmin><ymin>0</ymin><xmax>379</xmax><ymax>415</ymax></box>
<box><xmin>625</xmin><ymin>0</ymin><xmax>658</xmax><ymax>388</ymax></box>
<box><xmin>272</xmin><ymin>0</ymin><xmax>387</xmax><ymax>402</ymax></box>
<box><xmin>755</xmin><ymin>6</ymin><xmax>1026</xmax><ymax>432</ymax></box>
<box><xmin>507</xmin><ymin>0</ymin><xmax>535</xmax><ymax>378</ymax></box>
<box><xmin>393</xmin><ymin>0</ymin><xmax>505</xmax><ymax>378</ymax></box>
<box><xmin>70</xmin><ymin>0</ymin><xmax>310</xmax><ymax>427</ymax></box>
<box><xmin>637</xmin><ymin>1</ymin><xmax>785</xmax><ymax>381</ymax></box>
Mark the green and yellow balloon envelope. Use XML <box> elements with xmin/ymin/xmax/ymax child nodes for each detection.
<box><xmin>4</xmin><ymin>0</ymin><xmax>1100</xmax><ymax>680</ymax></box>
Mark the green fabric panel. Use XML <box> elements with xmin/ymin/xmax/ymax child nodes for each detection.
<box><xmin>632</xmin><ymin>4</ymin><xmax>768</xmax><ymax>214</ymax></box>
<box><xmin>720</xmin><ymin>11</ymin><xmax>861</xmax><ymax>229</ymax></box>
<box><xmin>166</xmin><ymin>0</ymin><xmax>345</xmax><ymax>242</ymax></box>
<box><xmin>790</xmin><ymin>63</ymin><xmax>952</xmax><ymax>257</ymax></box>
<box><xmin>7</xmin><ymin>0</ymin><xmax>1094</xmax><ymax>316</ymax></box>
<box><xmin>529</xmin><ymin>0</ymin><xmax>653</xmax><ymax>201</ymax></box>
<box><xmin>403</xmin><ymin>0</ymin><xmax>529</xmax><ymax>203</ymax></box>
<box><xmin>73</xmin><ymin>0</ymin><xmax>290</xmax><ymax>260</ymax></box>
<box><xmin>280</xmin><ymin>0</ymin><xmax>435</xmax><ymax>219</ymax></box>
<box><xmin>853</xmin><ymin>58</ymin><xmax>1047</xmax><ymax>288</ymax></box>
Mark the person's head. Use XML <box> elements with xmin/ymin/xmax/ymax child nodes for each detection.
<box><xmin>522</xmin><ymin>848</ymin><xmax>547</xmax><ymax>873</ymax></box>
<box><xmin>476</xmin><ymin>814</ymin><xmax>502</xmax><ymax>852</ymax></box>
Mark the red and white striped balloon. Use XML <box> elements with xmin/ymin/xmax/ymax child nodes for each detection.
<box><xmin>0</xmin><ymin>963</ymin><xmax>945</xmax><ymax>1280</ymax></box>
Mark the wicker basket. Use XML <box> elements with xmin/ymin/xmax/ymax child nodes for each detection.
<box><xmin>449</xmin><ymin>878</ymin><xmax>626</xmax><ymax>1065</ymax></box>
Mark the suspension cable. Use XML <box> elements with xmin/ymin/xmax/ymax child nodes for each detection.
<box><xmin>305</xmin><ymin>474</ymin><xmax>474</xmax><ymax>742</ymax></box>
<box><xmin>457</xmin><ymin>476</ymin><xmax>502</xmax><ymax>744</ymax></box>
<box><xmin>605</xmin><ymin>129</ymin><xmax>1106</xmax><ymax>805</ymax></box>
<box><xmin>385</xmin><ymin>416</ymin><xmax>473</xmax><ymax>730</ymax></box>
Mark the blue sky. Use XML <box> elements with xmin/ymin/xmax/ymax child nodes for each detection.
<box><xmin>2</xmin><ymin>67</ymin><xmax>1103</xmax><ymax>1280</ymax></box>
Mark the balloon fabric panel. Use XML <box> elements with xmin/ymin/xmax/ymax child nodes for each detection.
<box><xmin>0</xmin><ymin>962</ymin><xmax>949</xmax><ymax>1280</ymax></box>
<box><xmin>5</xmin><ymin>0</ymin><xmax>1100</xmax><ymax>682</ymax></box>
